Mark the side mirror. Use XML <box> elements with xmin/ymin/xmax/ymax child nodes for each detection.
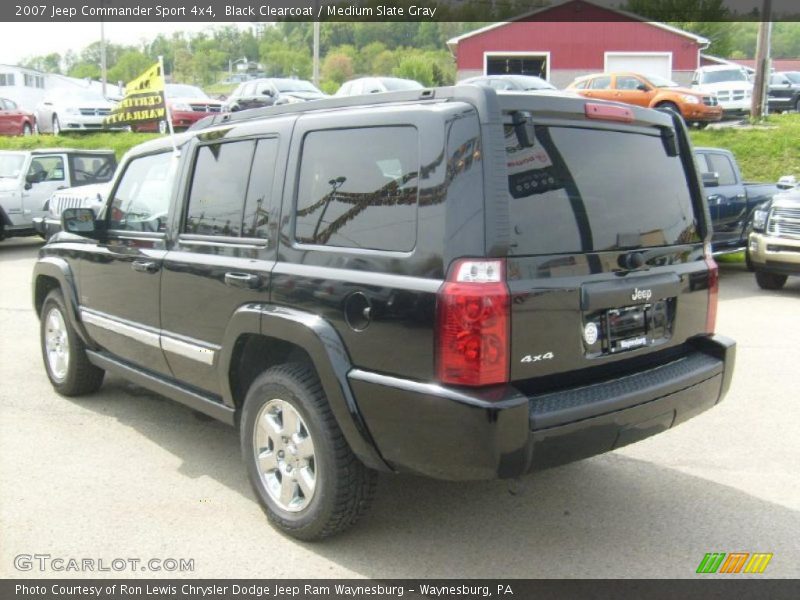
<box><xmin>701</xmin><ymin>171</ymin><xmax>720</xmax><ymax>188</ymax></box>
<box><xmin>262</xmin><ymin>89</ymin><xmax>274</xmax><ymax>96</ymax></box>
<box><xmin>777</xmin><ymin>175</ymin><xmax>797</xmax><ymax>190</ymax></box>
<box><xmin>61</xmin><ymin>208</ymin><xmax>98</xmax><ymax>236</ymax></box>
<box><xmin>26</xmin><ymin>172</ymin><xmax>42</xmax><ymax>185</ymax></box>
<box><xmin>636</xmin><ymin>84</ymin><xmax>649</xmax><ymax>92</ymax></box>
<box><xmin>691</xmin><ymin>79</ymin><xmax>699</xmax><ymax>86</ymax></box>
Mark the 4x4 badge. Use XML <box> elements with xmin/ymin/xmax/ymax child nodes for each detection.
<box><xmin>521</xmin><ymin>352</ymin><xmax>554</xmax><ymax>363</ymax></box>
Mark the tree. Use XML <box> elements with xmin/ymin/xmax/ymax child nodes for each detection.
<box><xmin>68</xmin><ymin>62</ymin><xmax>101</xmax><ymax>80</ymax></box>
<box><xmin>107</xmin><ymin>50</ymin><xmax>152</xmax><ymax>85</ymax></box>
<box><xmin>322</xmin><ymin>52</ymin><xmax>354</xmax><ymax>86</ymax></box>
<box><xmin>21</xmin><ymin>53</ymin><xmax>62</xmax><ymax>74</ymax></box>
<box><xmin>394</xmin><ymin>55</ymin><xmax>435</xmax><ymax>87</ymax></box>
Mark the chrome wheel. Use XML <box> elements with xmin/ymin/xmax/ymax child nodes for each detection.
<box><xmin>253</xmin><ymin>398</ymin><xmax>317</xmax><ymax>512</ymax></box>
<box><xmin>44</xmin><ymin>307</ymin><xmax>70</xmax><ymax>381</ymax></box>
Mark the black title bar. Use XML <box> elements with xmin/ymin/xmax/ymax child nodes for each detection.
<box><xmin>3</xmin><ymin>0</ymin><xmax>800</xmax><ymax>22</ymax></box>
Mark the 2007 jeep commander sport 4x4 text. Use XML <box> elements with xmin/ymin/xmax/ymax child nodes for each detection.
<box><xmin>33</xmin><ymin>86</ymin><xmax>735</xmax><ymax>540</ymax></box>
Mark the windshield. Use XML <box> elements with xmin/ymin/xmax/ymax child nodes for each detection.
<box><xmin>52</xmin><ymin>88</ymin><xmax>107</xmax><ymax>103</ymax></box>
<box><xmin>380</xmin><ymin>78</ymin><xmax>423</xmax><ymax>91</ymax></box>
<box><xmin>510</xmin><ymin>75</ymin><xmax>556</xmax><ymax>90</ymax></box>
<box><xmin>274</xmin><ymin>79</ymin><xmax>321</xmax><ymax>93</ymax></box>
<box><xmin>700</xmin><ymin>69</ymin><xmax>749</xmax><ymax>84</ymax></box>
<box><xmin>646</xmin><ymin>74</ymin><xmax>681</xmax><ymax>88</ymax></box>
<box><xmin>0</xmin><ymin>153</ymin><xmax>25</xmax><ymax>179</ymax></box>
<box><xmin>166</xmin><ymin>84</ymin><xmax>207</xmax><ymax>98</ymax></box>
<box><xmin>784</xmin><ymin>72</ymin><xmax>800</xmax><ymax>84</ymax></box>
<box><xmin>503</xmin><ymin>121</ymin><xmax>699</xmax><ymax>255</ymax></box>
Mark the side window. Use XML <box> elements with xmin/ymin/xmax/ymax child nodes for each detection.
<box><xmin>28</xmin><ymin>156</ymin><xmax>65</xmax><ymax>182</ymax></box>
<box><xmin>294</xmin><ymin>126</ymin><xmax>419</xmax><ymax>251</ymax></box>
<box><xmin>108</xmin><ymin>153</ymin><xmax>176</xmax><ymax>232</ymax></box>
<box><xmin>590</xmin><ymin>76</ymin><xmax>612</xmax><ymax>90</ymax></box>
<box><xmin>616</xmin><ymin>76</ymin><xmax>643</xmax><ymax>90</ymax></box>
<box><xmin>4</xmin><ymin>98</ymin><xmax>17</xmax><ymax>109</ymax></box>
<box><xmin>572</xmin><ymin>80</ymin><xmax>588</xmax><ymax>90</ymax></box>
<box><xmin>242</xmin><ymin>139</ymin><xmax>278</xmax><ymax>239</ymax></box>
<box><xmin>70</xmin><ymin>154</ymin><xmax>116</xmax><ymax>184</ymax></box>
<box><xmin>489</xmin><ymin>79</ymin><xmax>512</xmax><ymax>91</ymax></box>
<box><xmin>706</xmin><ymin>154</ymin><xmax>737</xmax><ymax>186</ymax></box>
<box><xmin>350</xmin><ymin>80</ymin><xmax>364</xmax><ymax>95</ymax></box>
<box><xmin>695</xmin><ymin>153</ymin><xmax>711</xmax><ymax>174</ymax></box>
<box><xmin>185</xmin><ymin>141</ymin><xmax>255</xmax><ymax>237</ymax></box>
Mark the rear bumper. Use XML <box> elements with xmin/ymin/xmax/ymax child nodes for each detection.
<box><xmin>350</xmin><ymin>335</ymin><xmax>735</xmax><ymax>480</ymax></box>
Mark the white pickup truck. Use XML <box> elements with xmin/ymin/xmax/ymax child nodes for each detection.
<box><xmin>690</xmin><ymin>65</ymin><xmax>753</xmax><ymax>117</ymax></box>
<box><xmin>0</xmin><ymin>148</ymin><xmax>116</xmax><ymax>241</ymax></box>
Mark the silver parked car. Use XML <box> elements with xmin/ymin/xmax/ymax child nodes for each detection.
<box><xmin>460</xmin><ymin>74</ymin><xmax>556</xmax><ymax>91</ymax></box>
<box><xmin>34</xmin><ymin>88</ymin><xmax>122</xmax><ymax>134</ymax></box>
<box><xmin>335</xmin><ymin>77</ymin><xmax>423</xmax><ymax>96</ymax></box>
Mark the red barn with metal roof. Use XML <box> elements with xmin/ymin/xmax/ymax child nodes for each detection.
<box><xmin>448</xmin><ymin>0</ymin><xmax>710</xmax><ymax>88</ymax></box>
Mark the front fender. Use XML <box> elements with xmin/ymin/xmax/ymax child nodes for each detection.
<box><xmin>219</xmin><ymin>304</ymin><xmax>389</xmax><ymax>472</ymax></box>
<box><xmin>33</xmin><ymin>257</ymin><xmax>93</xmax><ymax>345</ymax></box>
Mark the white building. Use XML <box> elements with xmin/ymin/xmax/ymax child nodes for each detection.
<box><xmin>0</xmin><ymin>64</ymin><xmax>121</xmax><ymax>111</ymax></box>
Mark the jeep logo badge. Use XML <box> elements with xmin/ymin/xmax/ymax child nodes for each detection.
<box><xmin>631</xmin><ymin>288</ymin><xmax>653</xmax><ymax>302</ymax></box>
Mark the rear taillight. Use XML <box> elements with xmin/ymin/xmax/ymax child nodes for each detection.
<box><xmin>436</xmin><ymin>259</ymin><xmax>510</xmax><ymax>387</ymax></box>
<box><xmin>704</xmin><ymin>243</ymin><xmax>719</xmax><ymax>334</ymax></box>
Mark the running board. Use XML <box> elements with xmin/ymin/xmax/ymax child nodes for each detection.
<box><xmin>86</xmin><ymin>350</ymin><xmax>236</xmax><ymax>426</ymax></box>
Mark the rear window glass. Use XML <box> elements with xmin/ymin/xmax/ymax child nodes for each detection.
<box><xmin>504</xmin><ymin>123</ymin><xmax>699</xmax><ymax>255</ymax></box>
<box><xmin>294</xmin><ymin>126</ymin><xmax>419</xmax><ymax>251</ymax></box>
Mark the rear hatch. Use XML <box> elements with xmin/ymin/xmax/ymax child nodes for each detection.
<box><xmin>496</xmin><ymin>95</ymin><xmax>715</xmax><ymax>389</ymax></box>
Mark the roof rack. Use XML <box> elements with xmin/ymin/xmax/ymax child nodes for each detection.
<box><xmin>189</xmin><ymin>84</ymin><xmax>498</xmax><ymax>132</ymax></box>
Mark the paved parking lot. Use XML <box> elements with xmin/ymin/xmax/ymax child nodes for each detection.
<box><xmin>1</xmin><ymin>236</ymin><xmax>799</xmax><ymax>579</ymax></box>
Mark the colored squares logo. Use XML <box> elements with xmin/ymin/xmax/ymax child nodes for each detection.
<box><xmin>697</xmin><ymin>552</ymin><xmax>773</xmax><ymax>574</ymax></box>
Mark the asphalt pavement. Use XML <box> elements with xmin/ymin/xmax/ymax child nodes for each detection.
<box><xmin>1</xmin><ymin>236</ymin><xmax>798</xmax><ymax>578</ymax></box>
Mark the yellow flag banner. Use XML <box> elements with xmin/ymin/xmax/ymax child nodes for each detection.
<box><xmin>104</xmin><ymin>62</ymin><xmax>166</xmax><ymax>126</ymax></box>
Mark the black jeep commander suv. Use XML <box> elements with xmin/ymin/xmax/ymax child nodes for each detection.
<box><xmin>34</xmin><ymin>86</ymin><xmax>735</xmax><ymax>540</ymax></box>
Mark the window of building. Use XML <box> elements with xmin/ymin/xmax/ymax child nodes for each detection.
<box><xmin>0</xmin><ymin>73</ymin><xmax>16</xmax><ymax>86</ymax></box>
<box><xmin>295</xmin><ymin>126</ymin><xmax>419</xmax><ymax>251</ymax></box>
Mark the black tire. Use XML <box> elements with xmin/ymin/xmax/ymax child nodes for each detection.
<box><xmin>240</xmin><ymin>362</ymin><xmax>377</xmax><ymax>541</ymax></box>
<box><xmin>52</xmin><ymin>114</ymin><xmax>61</xmax><ymax>136</ymax></box>
<box><xmin>40</xmin><ymin>289</ymin><xmax>104</xmax><ymax>395</ymax></box>
<box><xmin>755</xmin><ymin>271</ymin><xmax>787</xmax><ymax>290</ymax></box>
<box><xmin>745</xmin><ymin>248</ymin><xmax>754</xmax><ymax>271</ymax></box>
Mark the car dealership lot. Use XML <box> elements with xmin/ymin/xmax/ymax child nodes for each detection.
<box><xmin>1</xmin><ymin>237</ymin><xmax>799</xmax><ymax>579</ymax></box>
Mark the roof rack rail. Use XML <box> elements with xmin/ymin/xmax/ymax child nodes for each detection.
<box><xmin>189</xmin><ymin>84</ymin><xmax>498</xmax><ymax>132</ymax></box>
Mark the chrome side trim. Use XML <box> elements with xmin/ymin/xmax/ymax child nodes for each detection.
<box><xmin>161</xmin><ymin>334</ymin><xmax>216</xmax><ymax>366</ymax></box>
<box><xmin>80</xmin><ymin>307</ymin><xmax>217</xmax><ymax>365</ymax></box>
<box><xmin>80</xmin><ymin>308</ymin><xmax>160</xmax><ymax>348</ymax></box>
<box><xmin>347</xmin><ymin>369</ymin><xmax>526</xmax><ymax>410</ymax></box>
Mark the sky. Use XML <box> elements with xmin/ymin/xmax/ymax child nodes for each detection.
<box><xmin>0</xmin><ymin>22</ymin><xmax>249</xmax><ymax>65</ymax></box>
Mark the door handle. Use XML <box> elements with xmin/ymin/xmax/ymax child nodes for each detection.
<box><xmin>224</xmin><ymin>272</ymin><xmax>260</xmax><ymax>289</ymax></box>
<box><xmin>131</xmin><ymin>260</ymin><xmax>159</xmax><ymax>273</ymax></box>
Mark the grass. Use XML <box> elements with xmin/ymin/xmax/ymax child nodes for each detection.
<box><xmin>0</xmin><ymin>132</ymin><xmax>160</xmax><ymax>160</ymax></box>
<box><xmin>689</xmin><ymin>113</ymin><xmax>800</xmax><ymax>183</ymax></box>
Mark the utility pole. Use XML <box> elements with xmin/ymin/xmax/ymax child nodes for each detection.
<box><xmin>100</xmin><ymin>19</ymin><xmax>107</xmax><ymax>96</ymax></box>
<box><xmin>312</xmin><ymin>1</ymin><xmax>320</xmax><ymax>86</ymax></box>
<box><xmin>751</xmin><ymin>0</ymin><xmax>772</xmax><ymax>119</ymax></box>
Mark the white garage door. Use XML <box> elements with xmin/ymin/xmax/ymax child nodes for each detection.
<box><xmin>604</xmin><ymin>53</ymin><xmax>672</xmax><ymax>80</ymax></box>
